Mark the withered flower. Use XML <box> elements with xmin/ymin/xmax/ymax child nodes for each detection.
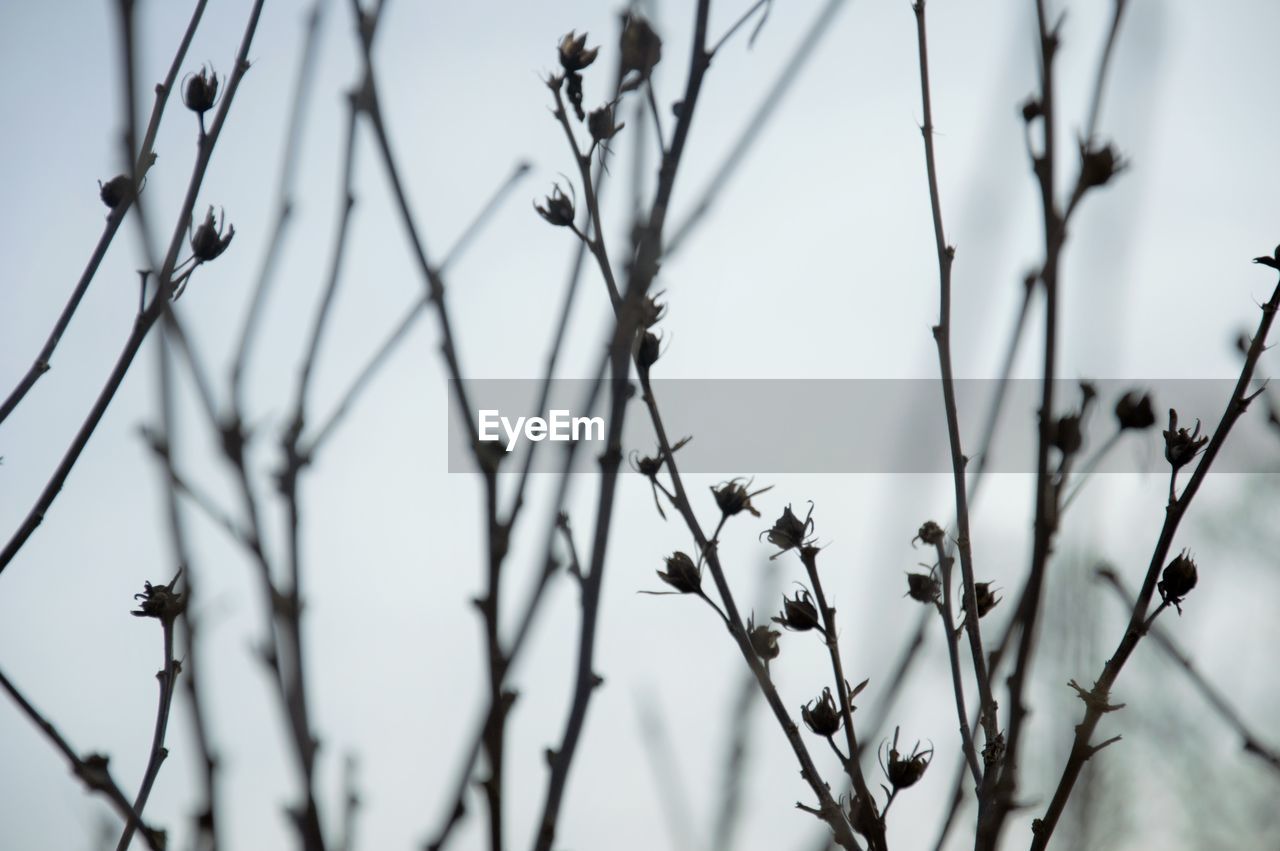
<box><xmin>636</xmin><ymin>331</ymin><xmax>661</xmax><ymax>370</ymax></box>
<box><xmin>905</xmin><ymin>572</ymin><xmax>939</xmax><ymax>604</ymax></box>
<box><xmin>132</xmin><ymin>572</ymin><xmax>184</xmax><ymax>623</ymax></box>
<box><xmin>747</xmin><ymin>614</ymin><xmax>780</xmax><ymax>662</ymax></box>
<box><xmin>802</xmin><ymin>687</ymin><xmax>841</xmax><ymax>737</ymax></box>
<box><xmin>558</xmin><ymin>31</ymin><xmax>599</xmax><ymax>72</ymax></box>
<box><xmin>639</xmin><ymin>292</ymin><xmax>667</xmax><ymax>328</ymax></box>
<box><xmin>763</xmin><ymin>503</ymin><xmax>814</xmax><ymax>558</ymax></box>
<box><xmin>711</xmin><ymin>478</ymin><xmax>772</xmax><ymax>518</ymax></box>
<box><xmin>655</xmin><ymin>551</ymin><xmax>700</xmax><ymax>594</ymax></box>
<box><xmin>190</xmin><ymin>206</ymin><xmax>234</xmax><ymax>263</ymax></box>
<box><xmin>915</xmin><ymin>521</ymin><xmax>945</xmax><ymax>547</ymax></box>
<box><xmin>1114</xmin><ymin>391</ymin><xmax>1156</xmax><ymax>431</ymax></box>
<box><xmin>183</xmin><ymin>65</ymin><xmax>219</xmax><ymax>119</ymax></box>
<box><xmin>1079</xmin><ymin>141</ymin><xmax>1126</xmax><ymax>190</ymax></box>
<box><xmin>1158</xmin><ymin>550</ymin><xmax>1198</xmax><ymax>614</ymax></box>
<box><xmin>587</xmin><ymin>104</ymin><xmax>624</xmax><ymax>144</ymax></box>
<box><xmin>881</xmin><ymin>727</ymin><xmax>933</xmax><ymax>790</ymax></box>
<box><xmin>98</xmin><ymin>175</ymin><xmax>133</xmax><ymax>209</ymax></box>
<box><xmin>620</xmin><ymin>14</ymin><xmax>662</xmax><ymax>81</ymax></box>
<box><xmin>1163</xmin><ymin>409</ymin><xmax>1208</xmax><ymax>470</ymax></box>
<box><xmin>773</xmin><ymin>588</ymin><xmax>821</xmax><ymax>632</ymax></box>
<box><xmin>962</xmin><ymin>582</ymin><xmax>1001</xmax><ymax>620</ymax></box>
<box><xmin>535</xmin><ymin>185</ymin><xmax>576</xmax><ymax>227</ymax></box>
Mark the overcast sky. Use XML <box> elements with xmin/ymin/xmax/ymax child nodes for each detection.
<box><xmin>2</xmin><ymin>1</ymin><xmax>1279</xmax><ymax>849</ymax></box>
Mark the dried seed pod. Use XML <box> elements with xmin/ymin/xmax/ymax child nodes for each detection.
<box><xmin>802</xmin><ymin>687</ymin><xmax>841</xmax><ymax>737</ymax></box>
<box><xmin>620</xmin><ymin>14</ymin><xmax>662</xmax><ymax>80</ymax></box>
<box><xmin>534</xmin><ymin>185</ymin><xmax>576</xmax><ymax>227</ymax></box>
<box><xmin>98</xmin><ymin>175</ymin><xmax>133</xmax><ymax>209</ymax></box>
<box><xmin>655</xmin><ymin>551</ymin><xmax>700</xmax><ymax>594</ymax></box>
<box><xmin>1163</xmin><ymin>409</ymin><xmax>1208</xmax><ymax>470</ymax></box>
<box><xmin>1114</xmin><ymin>391</ymin><xmax>1156</xmax><ymax>431</ymax></box>
<box><xmin>711</xmin><ymin>477</ymin><xmax>771</xmax><ymax>518</ymax></box>
<box><xmin>763</xmin><ymin>503</ymin><xmax>814</xmax><ymax>557</ymax></box>
<box><xmin>905</xmin><ymin>572</ymin><xmax>939</xmax><ymax>604</ymax></box>
<box><xmin>587</xmin><ymin>104</ymin><xmax>623</xmax><ymax>144</ymax></box>
<box><xmin>558</xmin><ymin>31</ymin><xmax>599</xmax><ymax>72</ymax></box>
<box><xmin>915</xmin><ymin>521</ymin><xmax>945</xmax><ymax>547</ymax></box>
<box><xmin>190</xmin><ymin>206</ymin><xmax>234</xmax><ymax>263</ymax></box>
<box><xmin>772</xmin><ymin>589</ymin><xmax>820</xmax><ymax>632</ymax></box>
<box><xmin>1158</xmin><ymin>550</ymin><xmax>1198</xmax><ymax>613</ymax></box>
<box><xmin>747</xmin><ymin>614</ymin><xmax>780</xmax><ymax>662</ymax></box>
<box><xmin>183</xmin><ymin>65</ymin><xmax>219</xmax><ymax>115</ymax></box>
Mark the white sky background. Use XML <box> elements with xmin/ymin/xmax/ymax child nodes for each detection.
<box><xmin>1</xmin><ymin>1</ymin><xmax>1279</xmax><ymax>850</ymax></box>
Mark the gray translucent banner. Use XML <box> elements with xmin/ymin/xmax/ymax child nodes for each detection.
<box><xmin>446</xmin><ymin>379</ymin><xmax>1280</xmax><ymax>474</ymax></box>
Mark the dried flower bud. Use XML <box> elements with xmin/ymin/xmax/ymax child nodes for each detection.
<box><xmin>190</xmin><ymin>206</ymin><xmax>234</xmax><ymax>263</ymax></box>
<box><xmin>637</xmin><ymin>331</ymin><xmax>661</xmax><ymax>370</ymax></box>
<box><xmin>637</xmin><ymin>293</ymin><xmax>667</xmax><ymax>328</ymax></box>
<box><xmin>656</xmin><ymin>551</ymin><xmax>701</xmax><ymax>594</ymax></box>
<box><xmin>1079</xmin><ymin>141</ymin><xmax>1126</xmax><ymax>190</ymax></box>
<box><xmin>1050</xmin><ymin>413</ymin><xmax>1084</xmax><ymax>456</ymax></box>
<box><xmin>773</xmin><ymin>589</ymin><xmax>821</xmax><ymax>632</ymax></box>
<box><xmin>587</xmin><ymin>104</ymin><xmax>624</xmax><ymax>144</ymax></box>
<box><xmin>962</xmin><ymin>582</ymin><xmax>1001</xmax><ymax>620</ymax></box>
<box><xmin>747</xmin><ymin>614</ymin><xmax>780</xmax><ymax>662</ymax></box>
<box><xmin>711</xmin><ymin>478</ymin><xmax>772</xmax><ymax>518</ymax></box>
<box><xmin>1163</xmin><ymin>409</ymin><xmax>1208</xmax><ymax>470</ymax></box>
<box><xmin>1115</xmin><ymin>391</ymin><xmax>1156</xmax><ymax>431</ymax></box>
<box><xmin>1158</xmin><ymin>550</ymin><xmax>1197</xmax><ymax>613</ymax></box>
<box><xmin>802</xmin><ymin>687</ymin><xmax>841</xmax><ymax>737</ymax></box>
<box><xmin>183</xmin><ymin>65</ymin><xmax>219</xmax><ymax>115</ymax></box>
<box><xmin>132</xmin><ymin>572</ymin><xmax>184</xmax><ymax>623</ymax></box>
<box><xmin>620</xmin><ymin>14</ymin><xmax>662</xmax><ymax>80</ymax></box>
<box><xmin>558</xmin><ymin>31</ymin><xmax>599</xmax><ymax>72</ymax></box>
<box><xmin>629</xmin><ymin>450</ymin><xmax>662</xmax><ymax>478</ymax></box>
<box><xmin>763</xmin><ymin>503</ymin><xmax>814</xmax><ymax>557</ymax></box>
<box><xmin>1020</xmin><ymin>98</ymin><xmax>1043</xmax><ymax>122</ymax></box>
<box><xmin>535</xmin><ymin>185</ymin><xmax>576</xmax><ymax>227</ymax></box>
<box><xmin>882</xmin><ymin>729</ymin><xmax>933</xmax><ymax>790</ymax></box>
<box><xmin>905</xmin><ymin>572</ymin><xmax>939</xmax><ymax>604</ymax></box>
<box><xmin>915</xmin><ymin>521</ymin><xmax>945</xmax><ymax>547</ymax></box>
<box><xmin>98</xmin><ymin>175</ymin><xmax>133</xmax><ymax>209</ymax></box>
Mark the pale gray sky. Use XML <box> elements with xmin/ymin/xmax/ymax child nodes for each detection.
<box><xmin>2</xmin><ymin>1</ymin><xmax>1279</xmax><ymax>849</ymax></box>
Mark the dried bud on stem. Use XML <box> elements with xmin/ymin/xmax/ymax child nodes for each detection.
<box><xmin>98</xmin><ymin>175</ymin><xmax>133</xmax><ymax>209</ymax></box>
<box><xmin>747</xmin><ymin>614</ymin><xmax>780</xmax><ymax>662</ymax></box>
<box><xmin>802</xmin><ymin>687</ymin><xmax>841</xmax><ymax>737</ymax></box>
<box><xmin>535</xmin><ymin>184</ymin><xmax>576</xmax><ymax>227</ymax></box>
<box><xmin>1158</xmin><ymin>550</ymin><xmax>1198</xmax><ymax>614</ymax></box>
<box><xmin>772</xmin><ymin>588</ymin><xmax>821</xmax><ymax>632</ymax></box>
<box><xmin>190</xmin><ymin>206</ymin><xmax>235</xmax><ymax>263</ymax></box>
<box><xmin>1114</xmin><ymin>391</ymin><xmax>1156</xmax><ymax>430</ymax></box>
<box><xmin>1163</xmin><ymin>409</ymin><xmax>1208</xmax><ymax>470</ymax></box>
<box><xmin>132</xmin><ymin>571</ymin><xmax>185</xmax><ymax>623</ymax></box>
<box><xmin>711</xmin><ymin>477</ymin><xmax>772</xmax><ymax>518</ymax></box>
<box><xmin>655</xmin><ymin>551</ymin><xmax>701</xmax><ymax>594</ymax></box>
<box><xmin>762</xmin><ymin>503</ymin><xmax>815</xmax><ymax>558</ymax></box>
<box><xmin>905</xmin><ymin>572</ymin><xmax>939</xmax><ymax>604</ymax></box>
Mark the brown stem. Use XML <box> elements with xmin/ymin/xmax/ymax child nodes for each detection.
<box><xmin>1030</xmin><ymin>272</ymin><xmax>1280</xmax><ymax>849</ymax></box>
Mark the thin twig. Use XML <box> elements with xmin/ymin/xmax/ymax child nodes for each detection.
<box><xmin>1095</xmin><ymin>566</ymin><xmax>1280</xmax><ymax>775</ymax></box>
<box><xmin>117</xmin><ymin>604</ymin><xmax>180</xmax><ymax>851</ymax></box>
<box><xmin>931</xmin><ymin>540</ymin><xmax>981</xmax><ymax>787</ymax></box>
<box><xmin>0</xmin><ymin>0</ymin><xmax>266</xmax><ymax>575</ymax></box>
<box><xmin>303</xmin><ymin>160</ymin><xmax>532</xmax><ymax>458</ymax></box>
<box><xmin>231</xmin><ymin>0</ymin><xmax>333</xmax><ymax>411</ymax></box>
<box><xmin>1030</xmin><ymin>268</ymin><xmax>1280</xmax><ymax>849</ymax></box>
<box><xmin>667</xmin><ymin>0</ymin><xmax>848</xmax><ymax>258</ymax></box>
<box><xmin>911</xmin><ymin>0</ymin><xmax>1000</xmax><ymax>799</ymax></box>
<box><xmin>0</xmin><ymin>0</ymin><xmax>209</xmax><ymax>426</ymax></box>
<box><xmin>0</xmin><ymin>668</ymin><xmax>163</xmax><ymax>849</ymax></box>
